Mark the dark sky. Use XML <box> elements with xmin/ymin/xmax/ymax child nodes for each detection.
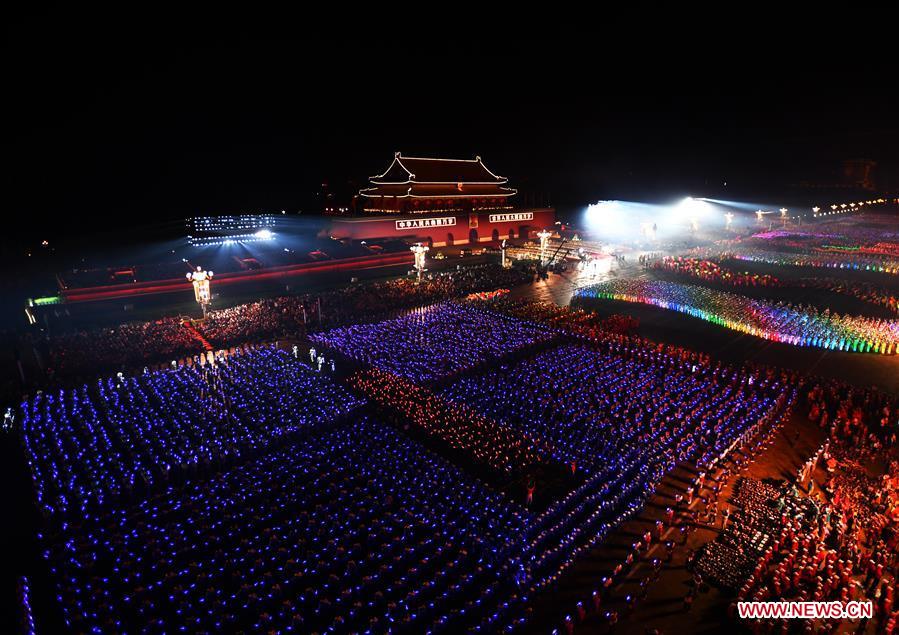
<box><xmin>4</xmin><ymin>7</ymin><xmax>898</xmax><ymax>246</ymax></box>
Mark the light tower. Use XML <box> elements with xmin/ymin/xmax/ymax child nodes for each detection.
<box><xmin>779</xmin><ymin>207</ymin><xmax>788</xmax><ymax>227</ymax></box>
<box><xmin>724</xmin><ymin>212</ymin><xmax>734</xmax><ymax>230</ymax></box>
<box><xmin>756</xmin><ymin>210</ymin><xmax>765</xmax><ymax>223</ymax></box>
<box><xmin>537</xmin><ymin>229</ymin><xmax>553</xmax><ymax>266</ymax></box>
<box><xmin>187</xmin><ymin>266</ymin><xmax>214</xmax><ymax>317</ymax></box>
<box><xmin>410</xmin><ymin>242</ymin><xmax>429</xmax><ymax>283</ymax></box>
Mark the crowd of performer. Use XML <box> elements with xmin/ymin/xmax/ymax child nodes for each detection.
<box><xmin>199</xmin><ymin>296</ymin><xmax>310</xmax><ymax>347</ymax></box>
<box><xmin>26</xmin><ymin>328</ymin><xmax>800</xmax><ymax>632</ymax></box>
<box><xmin>440</xmin><ymin>343</ymin><xmax>790</xmax><ymax>479</ymax></box>
<box><xmin>748</xmin><ymin>219</ymin><xmax>899</xmax><ymax>255</ymax></box>
<box><xmin>13</xmin><ymin>226</ymin><xmax>899</xmax><ymax>634</ymax></box>
<box><xmin>646</xmin><ymin>255</ymin><xmax>781</xmax><ymax>287</ymax></box>
<box><xmin>312</xmin><ymin>302</ymin><xmax>556</xmax><ymax>383</ymax></box>
<box><xmin>20</xmin><ymin>345</ymin><xmax>363</xmax><ymax>518</ymax></box>
<box><xmin>45</xmin><ymin>418</ymin><xmax>535</xmax><ymax>633</ymax></box>
<box><xmin>682</xmin><ymin>374</ymin><xmax>899</xmax><ymax>633</ymax></box>
<box><xmin>469</xmin><ymin>297</ymin><xmax>640</xmax><ymax>337</ymax></box>
<box><xmin>45</xmin><ymin>318</ymin><xmax>200</xmax><ymax>379</ymax></box>
<box><xmin>540</xmin><ymin>366</ymin><xmax>792</xmax><ymax>634</ymax></box>
<box><xmin>728</xmin><ymin>247</ymin><xmax>899</xmax><ymax>276</ymax></box>
<box><xmin>578</xmin><ymin>279</ymin><xmax>899</xmax><ymax>354</ymax></box>
<box><xmin>805</xmin><ymin>378</ymin><xmax>899</xmax><ymax>447</ymax></box>
<box><xmin>645</xmin><ymin>255</ymin><xmax>899</xmax><ymax>315</ymax></box>
<box><xmin>723</xmin><ymin>215</ymin><xmax>899</xmax><ymax>274</ymax></box>
<box><xmin>352</xmin><ymin>338</ymin><xmax>793</xmax><ymax>620</ymax></box>
<box><xmin>38</xmin><ymin>264</ymin><xmax>536</xmax><ymax>381</ymax></box>
<box><xmin>726</xmin><ymin>460</ymin><xmax>898</xmax><ymax>631</ymax></box>
<box><xmin>546</xmin><ymin>384</ymin><xmax>898</xmax><ymax>634</ymax></box>
<box><xmin>352</xmin><ymin>368</ymin><xmax>545</xmax><ymax>474</ymax></box>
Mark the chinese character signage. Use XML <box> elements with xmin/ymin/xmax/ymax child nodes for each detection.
<box><xmin>395</xmin><ymin>217</ymin><xmax>457</xmax><ymax>231</ymax></box>
<box><xmin>488</xmin><ymin>212</ymin><xmax>533</xmax><ymax>223</ymax></box>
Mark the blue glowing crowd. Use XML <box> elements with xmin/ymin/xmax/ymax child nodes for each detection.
<box><xmin>18</xmin><ymin>300</ymin><xmax>802</xmax><ymax>633</ymax></box>
<box><xmin>21</xmin><ymin>346</ymin><xmax>363</xmax><ymax>518</ymax></box>
<box><xmin>352</xmin><ymin>336</ymin><xmax>794</xmax><ymax>612</ymax></box>
<box><xmin>311</xmin><ymin>302</ymin><xmax>556</xmax><ymax>382</ymax></box>
<box><xmin>441</xmin><ymin>343</ymin><xmax>791</xmax><ymax>478</ymax></box>
<box><xmin>44</xmin><ymin>418</ymin><xmax>533</xmax><ymax>633</ymax></box>
<box><xmin>439</xmin><ymin>341</ymin><xmax>792</xmax><ymax>593</ymax></box>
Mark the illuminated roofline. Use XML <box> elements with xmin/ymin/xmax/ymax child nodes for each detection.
<box><xmin>369</xmin><ymin>152</ymin><xmax>508</xmax><ymax>185</ymax></box>
<box><xmin>369</xmin><ymin>152</ymin><xmax>413</xmax><ymax>181</ymax></box>
<box><xmin>359</xmin><ymin>187</ymin><xmax>517</xmax><ymax>199</ymax></box>
<box><xmin>371</xmin><ymin>179</ymin><xmax>511</xmax><ymax>185</ymax></box>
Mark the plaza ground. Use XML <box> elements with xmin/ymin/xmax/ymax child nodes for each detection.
<box><xmin>7</xmin><ymin>248</ymin><xmax>898</xmax><ymax>634</ymax></box>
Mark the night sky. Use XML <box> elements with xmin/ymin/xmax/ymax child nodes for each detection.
<box><xmin>5</xmin><ymin>8</ymin><xmax>898</xmax><ymax>247</ymax></box>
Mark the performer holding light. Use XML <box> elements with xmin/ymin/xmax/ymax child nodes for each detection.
<box><xmin>410</xmin><ymin>242</ymin><xmax>429</xmax><ymax>283</ymax></box>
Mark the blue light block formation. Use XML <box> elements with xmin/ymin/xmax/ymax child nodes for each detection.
<box><xmin>311</xmin><ymin>301</ymin><xmax>556</xmax><ymax>382</ymax></box>
<box><xmin>21</xmin><ymin>345</ymin><xmax>364</xmax><ymax>518</ymax></box>
<box><xmin>44</xmin><ymin>419</ymin><xmax>532</xmax><ymax>633</ymax></box>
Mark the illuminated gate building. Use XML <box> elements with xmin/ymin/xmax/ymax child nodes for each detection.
<box><xmin>329</xmin><ymin>153</ymin><xmax>554</xmax><ymax>247</ymax></box>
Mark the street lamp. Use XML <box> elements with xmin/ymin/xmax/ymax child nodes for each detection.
<box><xmin>500</xmin><ymin>239</ymin><xmax>510</xmax><ymax>269</ymax></box>
<box><xmin>187</xmin><ymin>266</ymin><xmax>214</xmax><ymax>317</ymax></box>
<box><xmin>410</xmin><ymin>242</ymin><xmax>429</xmax><ymax>283</ymax></box>
<box><xmin>537</xmin><ymin>229</ymin><xmax>553</xmax><ymax>266</ymax></box>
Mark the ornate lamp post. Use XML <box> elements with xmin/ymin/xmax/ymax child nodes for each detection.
<box><xmin>187</xmin><ymin>266</ymin><xmax>214</xmax><ymax>317</ymax></box>
<box><xmin>537</xmin><ymin>229</ymin><xmax>552</xmax><ymax>266</ymax></box>
<box><xmin>410</xmin><ymin>242</ymin><xmax>429</xmax><ymax>283</ymax></box>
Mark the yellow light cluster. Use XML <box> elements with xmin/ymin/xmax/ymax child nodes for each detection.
<box><xmin>812</xmin><ymin>198</ymin><xmax>887</xmax><ymax>218</ymax></box>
